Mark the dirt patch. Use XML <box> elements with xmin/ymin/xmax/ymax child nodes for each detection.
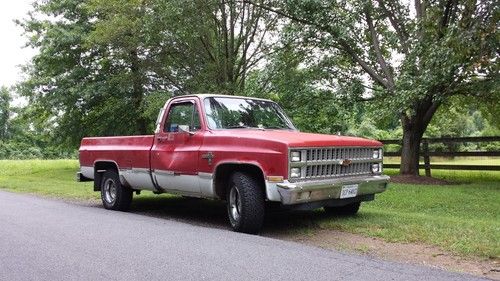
<box><xmin>390</xmin><ymin>175</ymin><xmax>452</xmax><ymax>185</ymax></box>
<box><xmin>272</xmin><ymin>229</ymin><xmax>499</xmax><ymax>280</ymax></box>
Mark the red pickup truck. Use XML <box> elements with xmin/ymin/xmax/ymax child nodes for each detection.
<box><xmin>78</xmin><ymin>94</ymin><xmax>389</xmax><ymax>233</ymax></box>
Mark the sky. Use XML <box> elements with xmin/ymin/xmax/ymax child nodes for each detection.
<box><xmin>0</xmin><ymin>0</ymin><xmax>38</xmax><ymax>88</ymax></box>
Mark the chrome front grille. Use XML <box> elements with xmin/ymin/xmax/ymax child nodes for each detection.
<box><xmin>306</xmin><ymin>148</ymin><xmax>373</xmax><ymax>162</ymax></box>
<box><xmin>305</xmin><ymin>162</ymin><xmax>372</xmax><ymax>178</ymax></box>
<box><xmin>290</xmin><ymin>147</ymin><xmax>382</xmax><ymax>181</ymax></box>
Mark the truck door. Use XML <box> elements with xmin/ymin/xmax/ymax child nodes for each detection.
<box><xmin>151</xmin><ymin>99</ymin><xmax>203</xmax><ymax>195</ymax></box>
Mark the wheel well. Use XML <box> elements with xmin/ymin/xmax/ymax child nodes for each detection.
<box><xmin>93</xmin><ymin>161</ymin><xmax>118</xmax><ymax>191</ymax></box>
<box><xmin>214</xmin><ymin>163</ymin><xmax>266</xmax><ymax>200</ymax></box>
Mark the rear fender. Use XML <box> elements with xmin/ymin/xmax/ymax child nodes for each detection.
<box><xmin>93</xmin><ymin>161</ymin><xmax>120</xmax><ymax>191</ymax></box>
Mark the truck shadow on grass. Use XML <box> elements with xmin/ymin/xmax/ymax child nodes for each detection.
<box><xmin>129</xmin><ymin>195</ymin><xmax>331</xmax><ymax>235</ymax></box>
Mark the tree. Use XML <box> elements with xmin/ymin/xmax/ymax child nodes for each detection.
<box><xmin>249</xmin><ymin>0</ymin><xmax>498</xmax><ymax>175</ymax></box>
<box><xmin>0</xmin><ymin>86</ymin><xmax>11</xmax><ymax>139</ymax></box>
<box><xmin>18</xmin><ymin>0</ymin><xmax>135</xmax><ymax>147</ymax></box>
<box><xmin>18</xmin><ymin>0</ymin><xmax>277</xmax><ymax>148</ymax></box>
<box><xmin>141</xmin><ymin>0</ymin><xmax>279</xmax><ymax>94</ymax></box>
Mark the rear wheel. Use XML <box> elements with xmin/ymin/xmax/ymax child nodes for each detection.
<box><xmin>324</xmin><ymin>202</ymin><xmax>360</xmax><ymax>216</ymax></box>
<box><xmin>100</xmin><ymin>170</ymin><xmax>133</xmax><ymax>211</ymax></box>
<box><xmin>227</xmin><ymin>172</ymin><xmax>265</xmax><ymax>234</ymax></box>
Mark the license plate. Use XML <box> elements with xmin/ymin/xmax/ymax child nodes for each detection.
<box><xmin>340</xmin><ymin>184</ymin><xmax>358</xmax><ymax>198</ymax></box>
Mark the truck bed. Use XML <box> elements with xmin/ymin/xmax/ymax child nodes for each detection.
<box><xmin>79</xmin><ymin>135</ymin><xmax>155</xmax><ymax>174</ymax></box>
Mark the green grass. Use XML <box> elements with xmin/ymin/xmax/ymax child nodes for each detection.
<box><xmin>0</xmin><ymin>159</ymin><xmax>499</xmax><ymax>258</ymax></box>
<box><xmin>384</xmin><ymin>168</ymin><xmax>500</xmax><ymax>183</ymax></box>
<box><xmin>384</xmin><ymin>156</ymin><xmax>500</xmax><ymax>165</ymax></box>
<box><xmin>318</xmin><ymin>180</ymin><xmax>500</xmax><ymax>258</ymax></box>
<box><xmin>0</xmin><ymin>160</ymin><xmax>97</xmax><ymax>200</ymax></box>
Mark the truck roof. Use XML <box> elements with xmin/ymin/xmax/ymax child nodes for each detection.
<box><xmin>171</xmin><ymin>93</ymin><xmax>273</xmax><ymax>103</ymax></box>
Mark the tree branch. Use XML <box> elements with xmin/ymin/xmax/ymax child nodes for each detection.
<box><xmin>199</xmin><ymin>35</ymin><xmax>217</xmax><ymax>62</ymax></box>
<box><xmin>376</xmin><ymin>0</ymin><xmax>409</xmax><ymax>54</ymax></box>
<box><xmin>365</xmin><ymin>6</ymin><xmax>395</xmax><ymax>89</ymax></box>
<box><xmin>422</xmin><ymin>101</ymin><xmax>440</xmax><ymax>128</ymax></box>
<box><xmin>415</xmin><ymin>0</ymin><xmax>423</xmax><ymax>19</ymax></box>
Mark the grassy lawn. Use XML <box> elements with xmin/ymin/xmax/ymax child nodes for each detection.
<box><xmin>384</xmin><ymin>156</ymin><xmax>500</xmax><ymax>166</ymax></box>
<box><xmin>319</xmin><ymin>175</ymin><xmax>499</xmax><ymax>258</ymax></box>
<box><xmin>0</xmin><ymin>160</ymin><xmax>97</xmax><ymax>200</ymax></box>
<box><xmin>0</xmin><ymin>159</ymin><xmax>498</xmax><ymax>258</ymax></box>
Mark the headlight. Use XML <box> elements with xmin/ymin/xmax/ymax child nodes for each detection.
<box><xmin>290</xmin><ymin>168</ymin><xmax>301</xmax><ymax>178</ymax></box>
<box><xmin>373</xmin><ymin>149</ymin><xmax>381</xmax><ymax>159</ymax></box>
<box><xmin>290</xmin><ymin>151</ymin><xmax>301</xmax><ymax>162</ymax></box>
<box><xmin>371</xmin><ymin>163</ymin><xmax>382</xmax><ymax>173</ymax></box>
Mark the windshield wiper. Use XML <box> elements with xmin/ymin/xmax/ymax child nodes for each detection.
<box><xmin>264</xmin><ymin>126</ymin><xmax>293</xmax><ymax>130</ymax></box>
<box><xmin>227</xmin><ymin>125</ymin><xmax>264</xmax><ymax>130</ymax></box>
<box><xmin>227</xmin><ymin>125</ymin><xmax>251</xmax><ymax>129</ymax></box>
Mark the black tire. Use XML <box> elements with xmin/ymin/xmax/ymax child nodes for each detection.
<box><xmin>324</xmin><ymin>202</ymin><xmax>361</xmax><ymax>216</ymax></box>
<box><xmin>100</xmin><ymin>170</ymin><xmax>133</xmax><ymax>211</ymax></box>
<box><xmin>227</xmin><ymin>172</ymin><xmax>265</xmax><ymax>234</ymax></box>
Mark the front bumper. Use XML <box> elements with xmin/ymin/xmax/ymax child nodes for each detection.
<box><xmin>276</xmin><ymin>175</ymin><xmax>390</xmax><ymax>205</ymax></box>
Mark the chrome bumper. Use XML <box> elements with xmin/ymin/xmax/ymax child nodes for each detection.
<box><xmin>276</xmin><ymin>175</ymin><xmax>390</xmax><ymax>205</ymax></box>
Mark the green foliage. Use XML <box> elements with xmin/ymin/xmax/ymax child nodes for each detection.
<box><xmin>275</xmin><ymin>0</ymin><xmax>498</xmax><ymax>114</ymax></box>
<box><xmin>245</xmin><ymin>44</ymin><xmax>363</xmax><ymax>134</ymax></box>
<box><xmin>0</xmin><ymin>141</ymin><xmax>76</xmax><ymax>160</ymax></box>
<box><xmin>17</xmin><ymin>0</ymin><xmax>277</xmax><ymax>149</ymax></box>
<box><xmin>0</xmin><ymin>89</ymin><xmax>76</xmax><ymax>159</ymax></box>
<box><xmin>13</xmin><ymin>0</ymin><xmax>500</xmax><ymax>162</ymax></box>
<box><xmin>262</xmin><ymin>0</ymin><xmax>498</xmax><ymax>174</ymax></box>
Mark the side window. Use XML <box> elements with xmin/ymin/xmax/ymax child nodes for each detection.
<box><xmin>163</xmin><ymin>102</ymin><xmax>201</xmax><ymax>133</ymax></box>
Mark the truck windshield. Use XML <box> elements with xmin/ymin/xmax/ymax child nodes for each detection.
<box><xmin>204</xmin><ymin>97</ymin><xmax>296</xmax><ymax>130</ymax></box>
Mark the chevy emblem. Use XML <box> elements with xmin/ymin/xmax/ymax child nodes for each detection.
<box><xmin>341</xmin><ymin>159</ymin><xmax>352</xmax><ymax>167</ymax></box>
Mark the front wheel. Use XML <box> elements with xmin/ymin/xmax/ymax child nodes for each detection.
<box><xmin>227</xmin><ymin>172</ymin><xmax>265</xmax><ymax>234</ymax></box>
<box><xmin>324</xmin><ymin>202</ymin><xmax>361</xmax><ymax>216</ymax></box>
<box><xmin>100</xmin><ymin>170</ymin><xmax>133</xmax><ymax>211</ymax></box>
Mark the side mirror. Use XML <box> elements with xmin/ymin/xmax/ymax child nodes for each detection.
<box><xmin>178</xmin><ymin>125</ymin><xmax>195</xmax><ymax>136</ymax></box>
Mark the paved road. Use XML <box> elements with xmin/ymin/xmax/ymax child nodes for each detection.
<box><xmin>0</xmin><ymin>191</ymin><xmax>487</xmax><ymax>281</ymax></box>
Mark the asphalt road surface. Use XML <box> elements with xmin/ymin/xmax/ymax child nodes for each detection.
<box><xmin>0</xmin><ymin>190</ymin><xmax>487</xmax><ymax>281</ymax></box>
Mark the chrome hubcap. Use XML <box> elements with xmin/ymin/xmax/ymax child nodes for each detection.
<box><xmin>229</xmin><ymin>186</ymin><xmax>241</xmax><ymax>221</ymax></box>
<box><xmin>104</xmin><ymin>178</ymin><xmax>117</xmax><ymax>204</ymax></box>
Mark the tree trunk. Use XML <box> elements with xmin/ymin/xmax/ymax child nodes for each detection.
<box><xmin>400</xmin><ymin>121</ymin><xmax>425</xmax><ymax>175</ymax></box>
<box><xmin>399</xmin><ymin>97</ymin><xmax>440</xmax><ymax>176</ymax></box>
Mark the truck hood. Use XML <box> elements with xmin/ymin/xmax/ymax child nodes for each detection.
<box><xmin>215</xmin><ymin>129</ymin><xmax>382</xmax><ymax>147</ymax></box>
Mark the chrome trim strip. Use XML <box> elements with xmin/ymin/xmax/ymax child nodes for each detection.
<box><xmin>198</xmin><ymin>172</ymin><xmax>213</xmax><ymax>180</ymax></box>
<box><xmin>131</xmin><ymin>167</ymin><xmax>150</xmax><ymax>173</ymax></box>
<box><xmin>153</xmin><ymin>169</ymin><xmax>175</xmax><ymax>176</ymax></box>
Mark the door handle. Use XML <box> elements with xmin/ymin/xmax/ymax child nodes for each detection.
<box><xmin>157</xmin><ymin>136</ymin><xmax>168</xmax><ymax>143</ymax></box>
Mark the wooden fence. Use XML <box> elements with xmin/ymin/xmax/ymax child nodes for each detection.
<box><xmin>380</xmin><ymin>136</ymin><xmax>500</xmax><ymax>176</ymax></box>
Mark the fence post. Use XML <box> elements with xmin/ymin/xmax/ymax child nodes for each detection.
<box><xmin>422</xmin><ymin>140</ymin><xmax>431</xmax><ymax>177</ymax></box>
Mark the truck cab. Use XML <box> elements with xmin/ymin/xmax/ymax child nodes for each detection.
<box><xmin>78</xmin><ymin>94</ymin><xmax>389</xmax><ymax>233</ymax></box>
